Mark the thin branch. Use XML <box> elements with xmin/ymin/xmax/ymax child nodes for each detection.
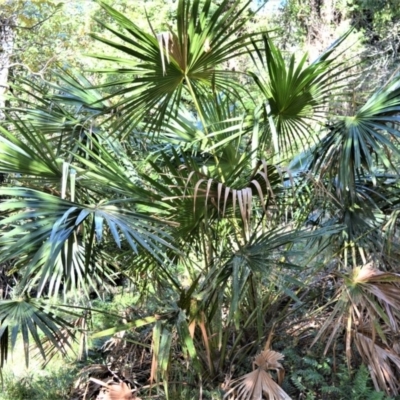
<box><xmin>5</xmin><ymin>7</ymin><xmax>61</xmax><ymax>31</ymax></box>
<box><xmin>8</xmin><ymin>55</ymin><xmax>58</xmax><ymax>79</ymax></box>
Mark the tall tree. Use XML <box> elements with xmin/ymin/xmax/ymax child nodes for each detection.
<box><xmin>0</xmin><ymin>5</ymin><xmax>16</xmax><ymax>120</ymax></box>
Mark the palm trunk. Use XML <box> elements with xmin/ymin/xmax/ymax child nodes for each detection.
<box><xmin>0</xmin><ymin>15</ymin><xmax>16</xmax><ymax>121</ymax></box>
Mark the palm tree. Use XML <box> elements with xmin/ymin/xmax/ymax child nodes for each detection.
<box><xmin>2</xmin><ymin>0</ymin><xmax>400</xmax><ymax>398</ymax></box>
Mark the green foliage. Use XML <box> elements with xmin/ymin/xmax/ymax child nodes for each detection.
<box><xmin>2</xmin><ymin>1</ymin><xmax>400</xmax><ymax>399</ymax></box>
<box><xmin>249</xmin><ymin>31</ymin><xmax>352</xmax><ymax>157</ymax></box>
<box><xmin>3</xmin><ymin>1</ymin><xmax>95</xmax><ymax>76</ymax></box>
<box><xmin>0</xmin><ymin>298</ymin><xmax>78</xmax><ymax>369</ymax></box>
<box><xmin>282</xmin><ymin>347</ymin><xmax>391</xmax><ymax>400</ymax></box>
<box><xmin>89</xmin><ymin>0</ymin><xmax>260</xmax><ymax>135</ymax></box>
<box><xmin>332</xmin><ymin>364</ymin><xmax>391</xmax><ymax>400</ymax></box>
<box><xmin>0</xmin><ymin>365</ymin><xmax>77</xmax><ymax>400</ymax></box>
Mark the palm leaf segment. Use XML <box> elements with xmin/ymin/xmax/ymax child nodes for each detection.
<box><xmin>10</xmin><ymin>69</ymin><xmax>109</xmax><ymax>154</ymax></box>
<box><xmin>90</xmin><ymin>0</ymin><xmax>258</xmax><ymax>133</ymax></box>
<box><xmin>0</xmin><ymin>122</ymin><xmax>62</xmax><ymax>179</ymax></box>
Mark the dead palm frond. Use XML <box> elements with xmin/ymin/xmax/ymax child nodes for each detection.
<box><xmin>355</xmin><ymin>329</ymin><xmax>400</xmax><ymax>396</ymax></box>
<box><xmin>90</xmin><ymin>377</ymin><xmax>140</xmax><ymax>400</ymax></box>
<box><xmin>225</xmin><ymin>350</ymin><xmax>291</xmax><ymax>400</ymax></box>
<box><xmin>312</xmin><ymin>263</ymin><xmax>400</xmax><ymax>395</ymax></box>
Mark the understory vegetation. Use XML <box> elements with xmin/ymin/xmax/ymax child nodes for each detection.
<box><xmin>1</xmin><ymin>0</ymin><xmax>400</xmax><ymax>399</ymax></box>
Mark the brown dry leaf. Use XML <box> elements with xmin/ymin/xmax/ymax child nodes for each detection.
<box><xmin>156</xmin><ymin>31</ymin><xmax>185</xmax><ymax>75</ymax></box>
<box><xmin>106</xmin><ymin>381</ymin><xmax>134</xmax><ymax>400</ymax></box>
<box><xmin>91</xmin><ymin>378</ymin><xmax>136</xmax><ymax>400</ymax></box>
<box><xmin>355</xmin><ymin>331</ymin><xmax>400</xmax><ymax>396</ymax></box>
<box><xmin>227</xmin><ymin>369</ymin><xmax>291</xmax><ymax>400</ymax></box>
<box><xmin>225</xmin><ymin>350</ymin><xmax>291</xmax><ymax>400</ymax></box>
<box><xmin>312</xmin><ymin>264</ymin><xmax>400</xmax><ymax>395</ymax></box>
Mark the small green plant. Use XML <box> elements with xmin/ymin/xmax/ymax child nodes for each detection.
<box><xmin>329</xmin><ymin>364</ymin><xmax>392</xmax><ymax>400</ymax></box>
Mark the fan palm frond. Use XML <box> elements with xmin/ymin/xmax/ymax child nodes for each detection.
<box><xmin>0</xmin><ymin>187</ymin><xmax>174</xmax><ymax>297</ymax></box>
<box><xmin>90</xmin><ymin>0</ymin><xmax>260</xmax><ymax>134</ymax></box>
<box><xmin>201</xmin><ymin>223</ymin><xmax>344</xmax><ymax>326</ymax></box>
<box><xmin>225</xmin><ymin>350</ymin><xmax>290</xmax><ymax>400</ymax></box>
<box><xmin>312</xmin><ymin>264</ymin><xmax>400</xmax><ymax>395</ymax></box>
<box><xmin>249</xmin><ymin>32</ymin><xmax>353</xmax><ymax>157</ymax></box>
<box><xmin>311</xmin><ymin>77</ymin><xmax>400</xmax><ymax>202</ymax></box>
<box><xmin>0</xmin><ymin>121</ymin><xmax>61</xmax><ymax>180</ymax></box>
<box><xmin>9</xmin><ymin>69</ymin><xmax>108</xmax><ymax>154</ymax></box>
<box><xmin>355</xmin><ymin>330</ymin><xmax>400</xmax><ymax>396</ymax></box>
<box><xmin>89</xmin><ymin>377</ymin><xmax>138</xmax><ymax>400</ymax></box>
<box><xmin>0</xmin><ymin>297</ymin><xmax>77</xmax><ymax>368</ymax></box>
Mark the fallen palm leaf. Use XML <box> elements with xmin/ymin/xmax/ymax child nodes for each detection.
<box><xmin>91</xmin><ymin>377</ymin><xmax>140</xmax><ymax>400</ymax></box>
<box><xmin>355</xmin><ymin>329</ymin><xmax>400</xmax><ymax>396</ymax></box>
<box><xmin>312</xmin><ymin>264</ymin><xmax>400</xmax><ymax>395</ymax></box>
<box><xmin>225</xmin><ymin>350</ymin><xmax>291</xmax><ymax>400</ymax></box>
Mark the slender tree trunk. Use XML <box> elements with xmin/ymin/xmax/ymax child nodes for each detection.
<box><xmin>0</xmin><ymin>15</ymin><xmax>15</xmax><ymax>297</ymax></box>
<box><xmin>0</xmin><ymin>14</ymin><xmax>16</xmax><ymax>121</ymax></box>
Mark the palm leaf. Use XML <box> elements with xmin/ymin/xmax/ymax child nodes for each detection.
<box><xmin>9</xmin><ymin>69</ymin><xmax>108</xmax><ymax>153</ymax></box>
<box><xmin>311</xmin><ymin>77</ymin><xmax>400</xmax><ymax>201</ymax></box>
<box><xmin>249</xmin><ymin>31</ymin><xmax>353</xmax><ymax>157</ymax></box>
<box><xmin>202</xmin><ymin>223</ymin><xmax>344</xmax><ymax>326</ymax></box>
<box><xmin>89</xmin><ymin>0</ymin><xmax>260</xmax><ymax>134</ymax></box>
<box><xmin>225</xmin><ymin>350</ymin><xmax>290</xmax><ymax>400</ymax></box>
<box><xmin>0</xmin><ymin>122</ymin><xmax>61</xmax><ymax>179</ymax></box>
<box><xmin>0</xmin><ymin>187</ymin><xmax>174</xmax><ymax>296</ymax></box>
<box><xmin>0</xmin><ymin>297</ymin><xmax>77</xmax><ymax>368</ymax></box>
<box><xmin>312</xmin><ymin>264</ymin><xmax>400</xmax><ymax>395</ymax></box>
<box><xmin>355</xmin><ymin>330</ymin><xmax>400</xmax><ymax>396</ymax></box>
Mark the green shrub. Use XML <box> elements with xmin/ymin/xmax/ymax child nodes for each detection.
<box><xmin>0</xmin><ymin>366</ymin><xmax>77</xmax><ymax>400</ymax></box>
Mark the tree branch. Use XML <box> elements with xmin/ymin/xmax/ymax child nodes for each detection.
<box><xmin>8</xmin><ymin>55</ymin><xmax>58</xmax><ymax>79</ymax></box>
<box><xmin>4</xmin><ymin>7</ymin><xmax>62</xmax><ymax>31</ymax></box>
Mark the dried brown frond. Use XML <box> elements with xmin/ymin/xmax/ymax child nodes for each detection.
<box><xmin>91</xmin><ymin>378</ymin><xmax>140</xmax><ymax>400</ymax></box>
<box><xmin>312</xmin><ymin>264</ymin><xmax>400</xmax><ymax>395</ymax></box>
<box><xmin>355</xmin><ymin>331</ymin><xmax>400</xmax><ymax>396</ymax></box>
<box><xmin>224</xmin><ymin>350</ymin><xmax>291</xmax><ymax>400</ymax></box>
<box><xmin>254</xmin><ymin>351</ymin><xmax>282</xmax><ymax>371</ymax></box>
